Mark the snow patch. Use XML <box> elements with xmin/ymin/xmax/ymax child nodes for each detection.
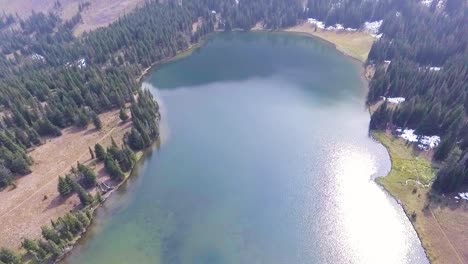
<box><xmin>458</xmin><ymin>192</ymin><xmax>468</xmax><ymax>200</ymax></box>
<box><xmin>77</xmin><ymin>58</ymin><xmax>86</xmax><ymax>69</ymax></box>
<box><xmin>437</xmin><ymin>0</ymin><xmax>444</xmax><ymax>8</ymax></box>
<box><xmin>395</xmin><ymin>12</ymin><xmax>401</xmax><ymax>17</ymax></box>
<box><xmin>326</xmin><ymin>24</ymin><xmax>345</xmax><ymax>31</ymax></box>
<box><xmin>395</xmin><ymin>128</ymin><xmax>441</xmax><ymax>150</ymax></box>
<box><xmin>364</xmin><ymin>20</ymin><xmax>383</xmax><ymax>38</ymax></box>
<box><xmin>386</xmin><ymin>97</ymin><xmax>405</xmax><ymax>104</ymax></box>
<box><xmin>419</xmin><ymin>135</ymin><xmax>441</xmax><ymax>150</ymax></box>
<box><xmin>429</xmin><ymin>67</ymin><xmax>441</xmax><ymax>71</ymax></box>
<box><xmin>384</xmin><ymin>60</ymin><xmax>392</xmax><ymax>65</ymax></box>
<box><xmin>307</xmin><ymin>18</ymin><xmax>325</xmax><ymax>29</ymax></box>
<box><xmin>421</xmin><ymin>0</ymin><xmax>433</xmax><ymax>6</ymax></box>
<box><xmin>211</xmin><ymin>10</ymin><xmax>216</xmax><ymax>14</ymax></box>
<box><xmin>32</xmin><ymin>53</ymin><xmax>45</xmax><ymax>62</ymax></box>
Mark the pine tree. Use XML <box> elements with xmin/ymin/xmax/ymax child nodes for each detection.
<box><xmin>128</xmin><ymin>128</ymin><xmax>145</xmax><ymax>151</ymax></box>
<box><xmin>119</xmin><ymin>108</ymin><xmax>129</xmax><ymax>122</ymax></box>
<box><xmin>10</xmin><ymin>153</ymin><xmax>31</xmax><ymax>175</ymax></box>
<box><xmin>0</xmin><ymin>165</ymin><xmax>13</xmax><ymax>188</ymax></box>
<box><xmin>0</xmin><ymin>248</ymin><xmax>20</xmax><ymax>264</ymax></box>
<box><xmin>58</xmin><ymin>176</ymin><xmax>73</xmax><ymax>197</ymax></box>
<box><xmin>77</xmin><ymin>163</ymin><xmax>97</xmax><ymax>188</ymax></box>
<box><xmin>41</xmin><ymin>226</ymin><xmax>61</xmax><ymax>244</ymax></box>
<box><xmin>92</xmin><ymin>114</ymin><xmax>102</xmax><ymax>130</ymax></box>
<box><xmin>72</xmin><ymin>182</ymin><xmax>94</xmax><ymax>206</ymax></box>
<box><xmin>104</xmin><ymin>156</ymin><xmax>125</xmax><ymax>180</ymax></box>
<box><xmin>94</xmin><ymin>143</ymin><xmax>106</xmax><ymax>161</ymax></box>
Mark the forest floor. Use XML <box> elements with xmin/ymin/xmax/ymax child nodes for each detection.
<box><xmin>284</xmin><ymin>22</ymin><xmax>375</xmax><ymax>63</ymax></box>
<box><xmin>373</xmin><ymin>132</ymin><xmax>468</xmax><ymax>264</ymax></box>
<box><xmin>0</xmin><ymin>109</ymin><xmax>132</xmax><ymax>249</ymax></box>
<box><xmin>0</xmin><ymin>0</ymin><xmax>144</xmax><ymax>36</ymax></box>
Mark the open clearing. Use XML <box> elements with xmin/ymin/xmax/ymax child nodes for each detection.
<box><xmin>374</xmin><ymin>132</ymin><xmax>468</xmax><ymax>264</ymax></box>
<box><xmin>0</xmin><ymin>0</ymin><xmax>144</xmax><ymax>36</ymax></box>
<box><xmin>285</xmin><ymin>22</ymin><xmax>375</xmax><ymax>63</ymax></box>
<box><xmin>0</xmin><ymin>109</ymin><xmax>132</xmax><ymax>249</ymax></box>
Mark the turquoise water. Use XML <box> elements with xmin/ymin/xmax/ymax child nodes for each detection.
<box><xmin>65</xmin><ymin>32</ymin><xmax>428</xmax><ymax>264</ymax></box>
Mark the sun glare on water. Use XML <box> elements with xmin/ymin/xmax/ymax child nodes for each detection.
<box><xmin>329</xmin><ymin>144</ymin><xmax>413</xmax><ymax>264</ymax></box>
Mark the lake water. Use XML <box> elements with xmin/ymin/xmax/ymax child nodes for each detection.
<box><xmin>65</xmin><ymin>32</ymin><xmax>428</xmax><ymax>264</ymax></box>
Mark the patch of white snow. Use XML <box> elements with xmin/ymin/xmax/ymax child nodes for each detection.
<box><xmin>363</xmin><ymin>20</ymin><xmax>383</xmax><ymax>38</ymax></box>
<box><xmin>307</xmin><ymin>18</ymin><xmax>325</xmax><ymax>29</ymax></box>
<box><xmin>77</xmin><ymin>58</ymin><xmax>86</xmax><ymax>69</ymax></box>
<box><xmin>395</xmin><ymin>128</ymin><xmax>441</xmax><ymax>150</ymax></box>
<box><xmin>459</xmin><ymin>192</ymin><xmax>468</xmax><ymax>200</ymax></box>
<box><xmin>386</xmin><ymin>97</ymin><xmax>405</xmax><ymax>104</ymax></box>
<box><xmin>421</xmin><ymin>0</ymin><xmax>433</xmax><ymax>7</ymax></box>
<box><xmin>32</xmin><ymin>53</ymin><xmax>45</xmax><ymax>62</ymax></box>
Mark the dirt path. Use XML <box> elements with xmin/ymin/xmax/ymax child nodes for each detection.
<box><xmin>428</xmin><ymin>207</ymin><xmax>465</xmax><ymax>264</ymax></box>
<box><xmin>0</xmin><ymin>125</ymin><xmax>119</xmax><ymax>220</ymax></box>
<box><xmin>0</xmin><ymin>110</ymin><xmax>132</xmax><ymax>248</ymax></box>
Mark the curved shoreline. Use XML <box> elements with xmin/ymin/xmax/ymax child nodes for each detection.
<box><xmin>60</xmin><ymin>30</ymin><xmax>432</xmax><ymax>264</ymax></box>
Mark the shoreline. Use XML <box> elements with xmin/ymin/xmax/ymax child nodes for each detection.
<box><xmin>54</xmin><ymin>36</ymin><xmax>210</xmax><ymax>263</ymax></box>
<box><xmin>291</xmin><ymin>26</ymin><xmax>438</xmax><ymax>262</ymax></box>
<box><xmin>370</xmin><ymin>133</ymin><xmax>433</xmax><ymax>263</ymax></box>
<box><xmin>55</xmin><ymin>143</ymin><xmax>156</xmax><ymax>263</ymax></box>
<box><xmin>42</xmin><ymin>29</ymin><xmax>439</xmax><ymax>263</ymax></box>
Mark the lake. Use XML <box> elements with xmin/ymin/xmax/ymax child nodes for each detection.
<box><xmin>64</xmin><ymin>32</ymin><xmax>428</xmax><ymax>264</ymax></box>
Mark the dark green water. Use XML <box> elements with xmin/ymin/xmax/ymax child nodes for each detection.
<box><xmin>65</xmin><ymin>32</ymin><xmax>428</xmax><ymax>264</ymax></box>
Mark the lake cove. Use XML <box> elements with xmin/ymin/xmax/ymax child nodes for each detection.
<box><xmin>64</xmin><ymin>32</ymin><xmax>428</xmax><ymax>264</ymax></box>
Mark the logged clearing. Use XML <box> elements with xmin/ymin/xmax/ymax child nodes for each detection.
<box><xmin>374</xmin><ymin>132</ymin><xmax>468</xmax><ymax>264</ymax></box>
<box><xmin>0</xmin><ymin>0</ymin><xmax>144</xmax><ymax>36</ymax></box>
<box><xmin>285</xmin><ymin>22</ymin><xmax>375</xmax><ymax>63</ymax></box>
<box><xmin>0</xmin><ymin>109</ymin><xmax>132</xmax><ymax>249</ymax></box>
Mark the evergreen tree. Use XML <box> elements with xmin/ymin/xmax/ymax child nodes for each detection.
<box><xmin>104</xmin><ymin>156</ymin><xmax>125</xmax><ymax>180</ymax></box>
<box><xmin>94</xmin><ymin>143</ymin><xmax>106</xmax><ymax>161</ymax></box>
<box><xmin>119</xmin><ymin>108</ymin><xmax>129</xmax><ymax>122</ymax></box>
<box><xmin>72</xmin><ymin>182</ymin><xmax>94</xmax><ymax>206</ymax></box>
<box><xmin>0</xmin><ymin>165</ymin><xmax>13</xmax><ymax>188</ymax></box>
<box><xmin>41</xmin><ymin>226</ymin><xmax>61</xmax><ymax>244</ymax></box>
<box><xmin>77</xmin><ymin>163</ymin><xmax>97</xmax><ymax>188</ymax></box>
<box><xmin>0</xmin><ymin>248</ymin><xmax>20</xmax><ymax>264</ymax></box>
<box><xmin>10</xmin><ymin>153</ymin><xmax>31</xmax><ymax>175</ymax></box>
<box><xmin>128</xmin><ymin>129</ymin><xmax>145</xmax><ymax>151</ymax></box>
<box><xmin>92</xmin><ymin>114</ymin><xmax>102</xmax><ymax>130</ymax></box>
<box><xmin>57</xmin><ymin>175</ymin><xmax>74</xmax><ymax>197</ymax></box>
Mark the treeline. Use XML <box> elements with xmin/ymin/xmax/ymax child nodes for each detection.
<box><xmin>305</xmin><ymin>0</ymin><xmax>406</xmax><ymax>28</ymax></box>
<box><xmin>0</xmin><ymin>0</ymin><xmax>312</xmax><ymax>189</ymax></box>
<box><xmin>18</xmin><ymin>210</ymin><xmax>93</xmax><ymax>263</ymax></box>
<box><xmin>367</xmin><ymin>0</ymin><xmax>468</xmax><ymax>193</ymax></box>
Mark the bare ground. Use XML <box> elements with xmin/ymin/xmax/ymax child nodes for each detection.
<box><xmin>0</xmin><ymin>109</ymin><xmax>132</xmax><ymax>249</ymax></box>
<box><xmin>284</xmin><ymin>22</ymin><xmax>375</xmax><ymax>63</ymax></box>
<box><xmin>0</xmin><ymin>0</ymin><xmax>144</xmax><ymax>36</ymax></box>
<box><xmin>375</xmin><ymin>132</ymin><xmax>468</xmax><ymax>264</ymax></box>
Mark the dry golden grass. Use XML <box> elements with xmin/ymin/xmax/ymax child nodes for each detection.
<box><xmin>0</xmin><ymin>0</ymin><xmax>144</xmax><ymax>36</ymax></box>
<box><xmin>284</xmin><ymin>22</ymin><xmax>375</xmax><ymax>63</ymax></box>
<box><xmin>374</xmin><ymin>132</ymin><xmax>468</xmax><ymax>264</ymax></box>
<box><xmin>0</xmin><ymin>109</ymin><xmax>132</xmax><ymax>249</ymax></box>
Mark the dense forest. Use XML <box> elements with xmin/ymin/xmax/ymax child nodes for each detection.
<box><xmin>0</xmin><ymin>0</ymin><xmax>466</xmax><ymax>194</ymax></box>
<box><xmin>365</xmin><ymin>0</ymin><xmax>467</xmax><ymax>193</ymax></box>
<box><xmin>0</xmin><ymin>0</ymin><xmax>467</xmax><ymax>261</ymax></box>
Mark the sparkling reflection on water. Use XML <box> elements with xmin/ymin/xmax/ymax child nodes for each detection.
<box><xmin>64</xmin><ymin>32</ymin><xmax>428</xmax><ymax>264</ymax></box>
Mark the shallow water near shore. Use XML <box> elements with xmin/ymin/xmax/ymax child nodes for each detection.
<box><xmin>64</xmin><ymin>32</ymin><xmax>428</xmax><ymax>264</ymax></box>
